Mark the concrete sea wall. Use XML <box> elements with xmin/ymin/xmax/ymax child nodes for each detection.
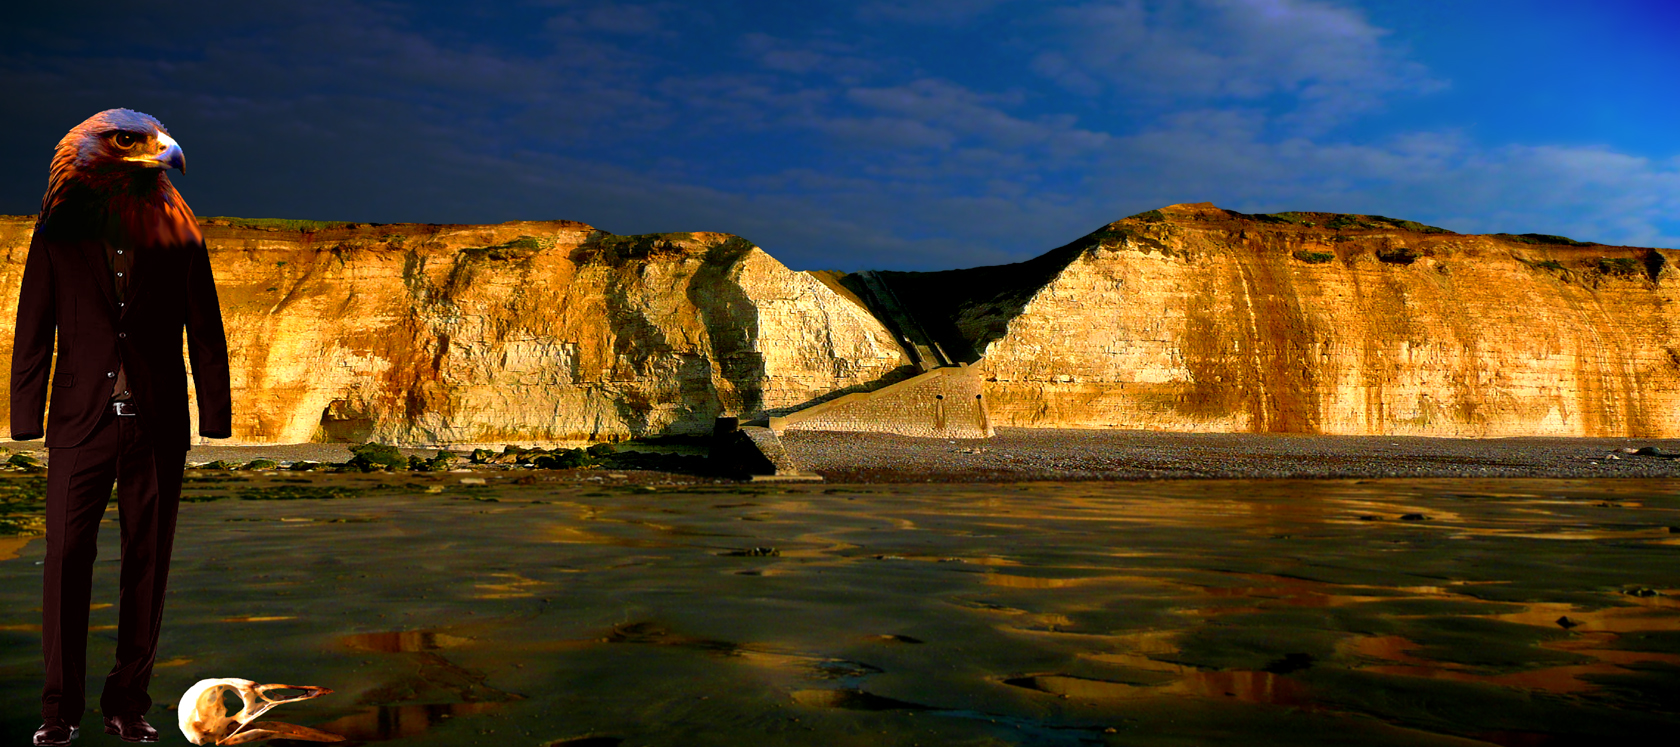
<box><xmin>770</xmin><ymin>364</ymin><xmax>991</xmax><ymax>439</ymax></box>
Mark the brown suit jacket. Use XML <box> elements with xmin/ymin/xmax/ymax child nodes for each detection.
<box><xmin>10</xmin><ymin>196</ymin><xmax>231</xmax><ymax>450</ymax></box>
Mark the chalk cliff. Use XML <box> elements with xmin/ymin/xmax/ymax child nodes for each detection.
<box><xmin>0</xmin><ymin>217</ymin><xmax>912</xmax><ymax>444</ymax></box>
<box><xmin>2</xmin><ymin>200</ymin><xmax>1675</xmax><ymax>444</ymax></box>
<box><xmin>879</xmin><ymin>203</ymin><xmax>1680</xmax><ymax>437</ymax></box>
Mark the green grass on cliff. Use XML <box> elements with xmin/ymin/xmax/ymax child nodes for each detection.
<box><xmin>1591</xmin><ymin>257</ymin><xmax>1643</xmax><ymax>277</ymax></box>
<box><xmin>1248</xmin><ymin>211</ymin><xmax>1451</xmax><ymax>234</ymax></box>
<box><xmin>1494</xmin><ymin>232</ymin><xmax>1597</xmax><ymax>247</ymax></box>
<box><xmin>1262</xmin><ymin>212</ymin><xmax>1318</xmax><ymax>226</ymax></box>
<box><xmin>574</xmin><ymin>231</ymin><xmax>713</xmax><ymax>264</ymax></box>
<box><xmin>1376</xmin><ymin>246</ymin><xmax>1421</xmax><ymax>265</ymax></box>
<box><xmin>1515</xmin><ymin>252</ymin><xmax>1663</xmax><ymax>283</ymax></box>
<box><xmin>203</xmin><ymin>217</ymin><xmax>357</xmax><ymax>232</ymax></box>
<box><xmin>458</xmin><ymin>235</ymin><xmax>550</xmax><ymax>261</ymax></box>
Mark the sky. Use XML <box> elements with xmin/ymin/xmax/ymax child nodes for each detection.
<box><xmin>4</xmin><ymin>0</ymin><xmax>1678</xmax><ymax>270</ymax></box>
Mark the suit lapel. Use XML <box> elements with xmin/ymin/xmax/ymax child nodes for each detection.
<box><xmin>123</xmin><ymin>245</ymin><xmax>150</xmax><ymax>318</ymax></box>
<box><xmin>74</xmin><ymin>238</ymin><xmax>118</xmax><ymax>312</ymax></box>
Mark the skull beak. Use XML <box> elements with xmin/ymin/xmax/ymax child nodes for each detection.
<box><xmin>178</xmin><ymin>678</ymin><xmax>344</xmax><ymax>745</ymax></box>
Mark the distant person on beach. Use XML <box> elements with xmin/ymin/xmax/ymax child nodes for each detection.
<box><xmin>11</xmin><ymin>109</ymin><xmax>232</xmax><ymax>746</ymax></box>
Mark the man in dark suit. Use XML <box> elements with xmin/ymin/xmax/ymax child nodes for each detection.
<box><xmin>12</xmin><ymin>109</ymin><xmax>232</xmax><ymax>746</ymax></box>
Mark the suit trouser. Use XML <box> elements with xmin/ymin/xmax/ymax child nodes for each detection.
<box><xmin>40</xmin><ymin>404</ymin><xmax>186</xmax><ymax>721</ymax></box>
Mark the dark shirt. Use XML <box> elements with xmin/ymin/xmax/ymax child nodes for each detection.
<box><xmin>106</xmin><ymin>241</ymin><xmax>131</xmax><ymax>401</ymax></box>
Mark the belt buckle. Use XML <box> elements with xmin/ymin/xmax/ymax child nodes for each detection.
<box><xmin>113</xmin><ymin>401</ymin><xmax>137</xmax><ymax>417</ymax></box>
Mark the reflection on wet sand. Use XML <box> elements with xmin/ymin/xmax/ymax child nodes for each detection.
<box><xmin>542</xmin><ymin>737</ymin><xmax>624</xmax><ymax>747</ymax></box>
<box><xmin>342</xmin><ymin>630</ymin><xmax>475</xmax><ymax>653</ymax></box>
<box><xmin>312</xmin><ymin>702</ymin><xmax>502</xmax><ymax>742</ymax></box>
<box><xmin>546</xmin><ymin>525</ymin><xmax>671</xmax><ymax>548</ymax></box>
<box><xmin>318</xmin><ymin>627</ymin><xmax>526</xmax><ymax>741</ymax></box>
<box><xmin>0</xmin><ymin>535</ymin><xmax>39</xmax><ymax>561</ymax></box>
<box><xmin>3</xmin><ymin>476</ymin><xmax>1678</xmax><ymax>745</ymax></box>
<box><xmin>1006</xmin><ymin>669</ymin><xmax>1312</xmax><ymax>707</ymax></box>
<box><xmin>790</xmin><ymin>688</ymin><xmax>932</xmax><ymax>711</ymax></box>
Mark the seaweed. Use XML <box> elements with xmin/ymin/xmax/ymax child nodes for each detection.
<box><xmin>6</xmin><ymin>453</ymin><xmax>45</xmax><ymax>473</ymax></box>
<box><xmin>0</xmin><ymin>475</ymin><xmax>48</xmax><ymax>534</ymax></box>
<box><xmin>237</xmin><ymin>485</ymin><xmax>364</xmax><ymax>501</ymax></box>
<box><xmin>348</xmin><ymin>442</ymin><xmax>407</xmax><ymax>472</ymax></box>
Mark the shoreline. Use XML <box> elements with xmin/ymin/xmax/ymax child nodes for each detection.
<box><xmin>8</xmin><ymin>427</ymin><xmax>1677</xmax><ymax>483</ymax></box>
<box><xmin>776</xmin><ymin>427</ymin><xmax>1680</xmax><ymax>483</ymax></box>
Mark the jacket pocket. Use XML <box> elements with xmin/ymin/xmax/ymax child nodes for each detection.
<box><xmin>52</xmin><ymin>373</ymin><xmax>75</xmax><ymax>388</ymax></box>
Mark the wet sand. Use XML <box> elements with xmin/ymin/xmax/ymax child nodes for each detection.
<box><xmin>2</xmin><ymin>471</ymin><xmax>1678</xmax><ymax>745</ymax></box>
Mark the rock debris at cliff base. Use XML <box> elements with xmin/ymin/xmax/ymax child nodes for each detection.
<box><xmin>779</xmin><ymin>428</ymin><xmax>1680</xmax><ymax>483</ymax></box>
<box><xmin>40</xmin><ymin>428</ymin><xmax>1676</xmax><ymax>485</ymax></box>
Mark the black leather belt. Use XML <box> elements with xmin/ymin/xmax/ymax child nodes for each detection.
<box><xmin>112</xmin><ymin>400</ymin><xmax>138</xmax><ymax>417</ymax></box>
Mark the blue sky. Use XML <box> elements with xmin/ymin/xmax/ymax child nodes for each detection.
<box><xmin>4</xmin><ymin>0</ymin><xmax>1677</xmax><ymax>270</ymax></box>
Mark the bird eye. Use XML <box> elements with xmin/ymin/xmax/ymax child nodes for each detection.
<box><xmin>111</xmin><ymin>132</ymin><xmax>141</xmax><ymax>149</ymax></box>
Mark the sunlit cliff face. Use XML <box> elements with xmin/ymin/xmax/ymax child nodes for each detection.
<box><xmin>0</xmin><ymin>200</ymin><xmax>1674</xmax><ymax>444</ymax></box>
<box><xmin>961</xmin><ymin>203</ymin><xmax>1679</xmax><ymax>437</ymax></box>
<box><xmin>0</xmin><ymin>217</ymin><xmax>910</xmax><ymax>445</ymax></box>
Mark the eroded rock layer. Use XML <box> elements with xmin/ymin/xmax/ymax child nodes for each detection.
<box><xmin>0</xmin><ymin>217</ymin><xmax>912</xmax><ymax>444</ymax></box>
<box><xmin>885</xmin><ymin>203</ymin><xmax>1680</xmax><ymax>437</ymax></box>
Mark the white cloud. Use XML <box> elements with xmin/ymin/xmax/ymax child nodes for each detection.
<box><xmin>1075</xmin><ymin>116</ymin><xmax>1680</xmax><ymax>249</ymax></box>
<box><xmin>840</xmin><ymin>79</ymin><xmax>1109</xmax><ymax>154</ymax></box>
<box><xmin>1037</xmin><ymin>0</ymin><xmax>1442</xmax><ymax>128</ymax></box>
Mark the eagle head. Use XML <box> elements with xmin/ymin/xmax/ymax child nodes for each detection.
<box><xmin>58</xmin><ymin>108</ymin><xmax>186</xmax><ymax>176</ymax></box>
<box><xmin>40</xmin><ymin>108</ymin><xmax>199</xmax><ymax>245</ymax></box>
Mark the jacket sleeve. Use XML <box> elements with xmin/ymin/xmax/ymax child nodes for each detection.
<box><xmin>184</xmin><ymin>238</ymin><xmax>232</xmax><ymax>438</ymax></box>
<box><xmin>10</xmin><ymin>233</ymin><xmax>55</xmax><ymax>441</ymax></box>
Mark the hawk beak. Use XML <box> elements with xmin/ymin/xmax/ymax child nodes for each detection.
<box><xmin>127</xmin><ymin>132</ymin><xmax>186</xmax><ymax>174</ymax></box>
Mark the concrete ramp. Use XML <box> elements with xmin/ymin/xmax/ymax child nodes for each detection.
<box><xmin>769</xmin><ymin>363</ymin><xmax>993</xmax><ymax>439</ymax></box>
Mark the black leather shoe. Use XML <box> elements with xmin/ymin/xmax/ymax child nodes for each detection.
<box><xmin>102</xmin><ymin>714</ymin><xmax>158</xmax><ymax>743</ymax></box>
<box><xmin>32</xmin><ymin>718</ymin><xmax>78</xmax><ymax>747</ymax></box>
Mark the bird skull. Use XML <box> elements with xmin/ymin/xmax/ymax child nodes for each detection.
<box><xmin>177</xmin><ymin>678</ymin><xmax>345</xmax><ymax>745</ymax></box>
